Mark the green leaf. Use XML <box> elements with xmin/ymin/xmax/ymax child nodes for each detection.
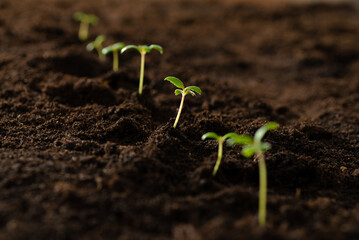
<box><xmin>201</xmin><ymin>132</ymin><xmax>219</xmax><ymax>141</ymax></box>
<box><xmin>175</xmin><ymin>89</ymin><xmax>183</xmax><ymax>95</ymax></box>
<box><xmin>242</xmin><ymin>145</ymin><xmax>255</xmax><ymax>158</ymax></box>
<box><xmin>102</xmin><ymin>46</ymin><xmax>112</xmax><ymax>55</ymax></box>
<box><xmin>88</xmin><ymin>15</ymin><xmax>99</xmax><ymax>25</ymax></box>
<box><xmin>259</xmin><ymin>142</ymin><xmax>271</xmax><ymax>152</ymax></box>
<box><xmin>254</xmin><ymin>122</ymin><xmax>279</xmax><ymax>143</ymax></box>
<box><xmin>94</xmin><ymin>35</ymin><xmax>106</xmax><ymax>45</ymax></box>
<box><xmin>185</xmin><ymin>90</ymin><xmax>196</xmax><ymax>96</ymax></box>
<box><xmin>185</xmin><ymin>86</ymin><xmax>201</xmax><ymax>95</ymax></box>
<box><xmin>149</xmin><ymin>44</ymin><xmax>163</xmax><ymax>54</ymax></box>
<box><xmin>102</xmin><ymin>43</ymin><xmax>124</xmax><ymax>55</ymax></box>
<box><xmin>121</xmin><ymin>45</ymin><xmax>141</xmax><ymax>54</ymax></box>
<box><xmin>226</xmin><ymin>134</ymin><xmax>253</xmax><ymax>146</ymax></box>
<box><xmin>164</xmin><ymin>76</ymin><xmax>184</xmax><ymax>89</ymax></box>
<box><xmin>112</xmin><ymin>42</ymin><xmax>124</xmax><ymax>51</ymax></box>
<box><xmin>86</xmin><ymin>42</ymin><xmax>95</xmax><ymax>51</ymax></box>
<box><xmin>73</xmin><ymin>12</ymin><xmax>85</xmax><ymax>21</ymax></box>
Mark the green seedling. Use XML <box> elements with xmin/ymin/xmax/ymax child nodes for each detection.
<box><xmin>164</xmin><ymin>76</ymin><xmax>201</xmax><ymax>128</ymax></box>
<box><xmin>201</xmin><ymin>132</ymin><xmax>244</xmax><ymax>176</ymax></box>
<box><xmin>121</xmin><ymin>44</ymin><xmax>163</xmax><ymax>95</ymax></box>
<box><xmin>102</xmin><ymin>43</ymin><xmax>125</xmax><ymax>72</ymax></box>
<box><xmin>73</xmin><ymin>12</ymin><xmax>99</xmax><ymax>41</ymax></box>
<box><xmin>86</xmin><ymin>35</ymin><xmax>106</xmax><ymax>61</ymax></box>
<box><xmin>228</xmin><ymin>122</ymin><xmax>279</xmax><ymax>228</ymax></box>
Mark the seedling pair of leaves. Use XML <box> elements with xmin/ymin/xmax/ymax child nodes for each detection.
<box><xmin>73</xmin><ymin>12</ymin><xmax>98</xmax><ymax>42</ymax></box>
<box><xmin>86</xmin><ymin>35</ymin><xmax>106</xmax><ymax>61</ymax></box>
<box><xmin>122</xmin><ymin>45</ymin><xmax>163</xmax><ymax>95</ymax></box>
<box><xmin>202</xmin><ymin>122</ymin><xmax>279</xmax><ymax>228</ymax></box>
<box><xmin>164</xmin><ymin>76</ymin><xmax>201</xmax><ymax>128</ymax></box>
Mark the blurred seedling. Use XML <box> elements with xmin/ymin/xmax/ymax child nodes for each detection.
<box><xmin>164</xmin><ymin>76</ymin><xmax>201</xmax><ymax>128</ymax></box>
<box><xmin>102</xmin><ymin>42</ymin><xmax>125</xmax><ymax>72</ymax></box>
<box><xmin>121</xmin><ymin>44</ymin><xmax>163</xmax><ymax>95</ymax></box>
<box><xmin>73</xmin><ymin>12</ymin><xmax>98</xmax><ymax>41</ymax></box>
<box><xmin>228</xmin><ymin>122</ymin><xmax>279</xmax><ymax>228</ymax></box>
<box><xmin>86</xmin><ymin>35</ymin><xmax>106</xmax><ymax>61</ymax></box>
<box><xmin>201</xmin><ymin>132</ymin><xmax>246</xmax><ymax>176</ymax></box>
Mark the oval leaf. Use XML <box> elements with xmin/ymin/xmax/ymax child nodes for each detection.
<box><xmin>102</xmin><ymin>46</ymin><xmax>113</xmax><ymax>55</ymax></box>
<box><xmin>226</xmin><ymin>134</ymin><xmax>253</xmax><ymax>146</ymax></box>
<box><xmin>254</xmin><ymin>122</ymin><xmax>279</xmax><ymax>143</ymax></box>
<box><xmin>164</xmin><ymin>76</ymin><xmax>184</xmax><ymax>89</ymax></box>
<box><xmin>185</xmin><ymin>86</ymin><xmax>201</xmax><ymax>95</ymax></box>
<box><xmin>242</xmin><ymin>145</ymin><xmax>255</xmax><ymax>158</ymax></box>
<box><xmin>149</xmin><ymin>44</ymin><xmax>163</xmax><ymax>54</ymax></box>
<box><xmin>201</xmin><ymin>132</ymin><xmax>219</xmax><ymax>141</ymax></box>
<box><xmin>73</xmin><ymin>12</ymin><xmax>84</xmax><ymax>21</ymax></box>
<box><xmin>88</xmin><ymin>15</ymin><xmax>99</xmax><ymax>25</ymax></box>
<box><xmin>95</xmin><ymin>35</ymin><xmax>106</xmax><ymax>45</ymax></box>
<box><xmin>121</xmin><ymin>45</ymin><xmax>141</xmax><ymax>54</ymax></box>
<box><xmin>86</xmin><ymin>42</ymin><xmax>95</xmax><ymax>52</ymax></box>
<box><xmin>112</xmin><ymin>42</ymin><xmax>124</xmax><ymax>51</ymax></box>
<box><xmin>174</xmin><ymin>89</ymin><xmax>183</xmax><ymax>95</ymax></box>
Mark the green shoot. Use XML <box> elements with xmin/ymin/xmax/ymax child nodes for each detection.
<box><xmin>73</xmin><ymin>12</ymin><xmax>98</xmax><ymax>42</ymax></box>
<box><xmin>228</xmin><ymin>122</ymin><xmax>279</xmax><ymax>228</ymax></box>
<box><xmin>121</xmin><ymin>44</ymin><xmax>163</xmax><ymax>95</ymax></box>
<box><xmin>86</xmin><ymin>35</ymin><xmax>106</xmax><ymax>61</ymax></box>
<box><xmin>202</xmin><ymin>132</ymin><xmax>244</xmax><ymax>176</ymax></box>
<box><xmin>102</xmin><ymin>43</ymin><xmax>125</xmax><ymax>72</ymax></box>
<box><xmin>164</xmin><ymin>76</ymin><xmax>201</xmax><ymax>128</ymax></box>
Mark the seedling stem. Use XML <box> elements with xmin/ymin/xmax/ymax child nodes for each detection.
<box><xmin>257</xmin><ymin>152</ymin><xmax>266</xmax><ymax>227</ymax></box>
<box><xmin>140</xmin><ymin>51</ymin><xmax>146</xmax><ymax>94</ymax></box>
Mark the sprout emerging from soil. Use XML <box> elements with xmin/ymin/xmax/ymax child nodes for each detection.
<box><xmin>228</xmin><ymin>122</ymin><xmax>279</xmax><ymax>228</ymax></box>
<box><xmin>121</xmin><ymin>44</ymin><xmax>163</xmax><ymax>95</ymax></box>
<box><xmin>102</xmin><ymin>42</ymin><xmax>125</xmax><ymax>72</ymax></box>
<box><xmin>201</xmin><ymin>132</ymin><xmax>244</xmax><ymax>176</ymax></box>
<box><xmin>73</xmin><ymin>12</ymin><xmax>99</xmax><ymax>42</ymax></box>
<box><xmin>164</xmin><ymin>76</ymin><xmax>201</xmax><ymax>128</ymax></box>
<box><xmin>86</xmin><ymin>35</ymin><xmax>106</xmax><ymax>61</ymax></box>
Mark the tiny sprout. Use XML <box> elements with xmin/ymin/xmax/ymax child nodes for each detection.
<box><xmin>164</xmin><ymin>76</ymin><xmax>201</xmax><ymax>128</ymax></box>
<box><xmin>102</xmin><ymin>42</ymin><xmax>125</xmax><ymax>72</ymax></box>
<box><xmin>86</xmin><ymin>35</ymin><xmax>106</xmax><ymax>61</ymax></box>
<box><xmin>73</xmin><ymin>12</ymin><xmax>99</xmax><ymax>41</ymax></box>
<box><xmin>228</xmin><ymin>122</ymin><xmax>279</xmax><ymax>228</ymax></box>
<box><xmin>202</xmin><ymin>132</ymin><xmax>243</xmax><ymax>176</ymax></box>
<box><xmin>121</xmin><ymin>44</ymin><xmax>163</xmax><ymax>95</ymax></box>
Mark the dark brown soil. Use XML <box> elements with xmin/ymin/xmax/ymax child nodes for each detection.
<box><xmin>0</xmin><ymin>0</ymin><xmax>358</xmax><ymax>239</ymax></box>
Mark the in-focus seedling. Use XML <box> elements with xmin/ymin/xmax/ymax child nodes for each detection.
<box><xmin>228</xmin><ymin>122</ymin><xmax>279</xmax><ymax>228</ymax></box>
<box><xmin>73</xmin><ymin>12</ymin><xmax>98</xmax><ymax>41</ymax></box>
<box><xmin>102</xmin><ymin>42</ymin><xmax>125</xmax><ymax>72</ymax></box>
<box><xmin>121</xmin><ymin>44</ymin><xmax>163</xmax><ymax>95</ymax></box>
<box><xmin>201</xmin><ymin>132</ymin><xmax>243</xmax><ymax>176</ymax></box>
<box><xmin>164</xmin><ymin>76</ymin><xmax>201</xmax><ymax>128</ymax></box>
<box><xmin>86</xmin><ymin>35</ymin><xmax>106</xmax><ymax>61</ymax></box>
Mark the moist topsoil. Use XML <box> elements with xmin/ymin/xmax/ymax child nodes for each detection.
<box><xmin>0</xmin><ymin>0</ymin><xmax>358</xmax><ymax>239</ymax></box>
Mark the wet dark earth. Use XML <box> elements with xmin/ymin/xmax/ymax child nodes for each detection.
<box><xmin>0</xmin><ymin>0</ymin><xmax>358</xmax><ymax>239</ymax></box>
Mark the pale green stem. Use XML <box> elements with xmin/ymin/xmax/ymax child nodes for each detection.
<box><xmin>257</xmin><ymin>152</ymin><xmax>267</xmax><ymax>227</ymax></box>
<box><xmin>213</xmin><ymin>138</ymin><xmax>223</xmax><ymax>176</ymax></box>
<box><xmin>96</xmin><ymin>46</ymin><xmax>105</xmax><ymax>61</ymax></box>
<box><xmin>79</xmin><ymin>21</ymin><xmax>89</xmax><ymax>41</ymax></box>
<box><xmin>139</xmin><ymin>52</ymin><xmax>146</xmax><ymax>95</ymax></box>
<box><xmin>173</xmin><ymin>93</ymin><xmax>185</xmax><ymax>128</ymax></box>
<box><xmin>113</xmin><ymin>50</ymin><xmax>119</xmax><ymax>72</ymax></box>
